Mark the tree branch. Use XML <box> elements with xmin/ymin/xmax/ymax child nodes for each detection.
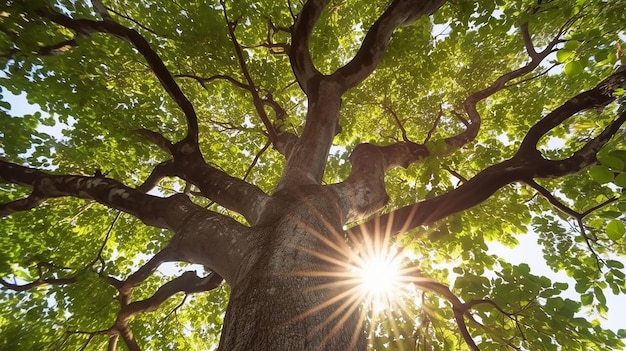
<box><xmin>0</xmin><ymin>275</ymin><xmax>77</xmax><ymax>291</ymax></box>
<box><xmin>450</xmin><ymin>17</ymin><xmax>567</xmax><ymax>153</ymax></box>
<box><xmin>175</xmin><ymin>73</ymin><xmax>250</xmax><ymax>91</ymax></box>
<box><xmin>221</xmin><ymin>1</ymin><xmax>279</xmax><ymax>145</ymax></box>
<box><xmin>519</xmin><ymin>69</ymin><xmax>626</xmax><ymax>154</ymax></box>
<box><xmin>0</xmin><ymin>159</ymin><xmax>182</xmax><ymax>229</ymax></box>
<box><xmin>1</xmin><ymin>38</ymin><xmax>78</xmax><ymax>58</ymax></box>
<box><xmin>120</xmin><ymin>271</ymin><xmax>222</xmax><ymax>317</ymax></box>
<box><xmin>243</xmin><ymin>140</ymin><xmax>272</xmax><ymax>181</ymax></box>
<box><xmin>288</xmin><ymin>0</ymin><xmax>326</xmax><ymax>94</ymax></box>
<box><xmin>166</xmin><ymin>150</ymin><xmax>278</xmax><ymax>225</ymax></box>
<box><xmin>37</xmin><ymin>7</ymin><xmax>200</xmax><ymax>145</ymax></box>
<box><xmin>348</xmin><ymin>69</ymin><xmax>626</xmax><ymax>236</ymax></box>
<box><xmin>524</xmin><ymin>179</ymin><xmax>619</xmax><ymax>268</ymax></box>
<box><xmin>135</xmin><ymin>128</ymin><xmax>174</xmax><ymax>154</ymax></box>
<box><xmin>330</xmin><ymin>0</ymin><xmax>446</xmax><ymax>93</ymax></box>
<box><xmin>412</xmin><ymin>279</ymin><xmax>480</xmax><ymax>351</ymax></box>
<box><xmin>341</xmin><ymin>16</ymin><xmax>574</xmax><ymax>180</ymax></box>
<box><xmin>0</xmin><ymin>194</ymin><xmax>45</xmax><ymax>217</ymax></box>
<box><xmin>136</xmin><ymin>160</ymin><xmax>176</xmax><ymax>193</ymax></box>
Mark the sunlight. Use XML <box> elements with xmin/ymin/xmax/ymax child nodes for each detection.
<box><xmin>354</xmin><ymin>249</ymin><xmax>404</xmax><ymax>310</ymax></box>
<box><xmin>285</xmin><ymin>215</ymin><xmax>439</xmax><ymax>350</ymax></box>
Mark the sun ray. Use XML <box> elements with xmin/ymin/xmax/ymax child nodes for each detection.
<box><xmin>284</xmin><ymin>209</ymin><xmax>434</xmax><ymax>349</ymax></box>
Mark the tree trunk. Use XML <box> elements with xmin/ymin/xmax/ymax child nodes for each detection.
<box><xmin>218</xmin><ymin>186</ymin><xmax>367</xmax><ymax>351</ymax></box>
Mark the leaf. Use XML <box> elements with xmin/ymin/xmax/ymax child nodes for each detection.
<box><xmin>594</xmin><ymin>286</ymin><xmax>607</xmax><ymax>305</ymax></box>
<box><xmin>613</xmin><ymin>173</ymin><xmax>626</xmax><ymax>187</ymax></box>
<box><xmin>563</xmin><ymin>40</ymin><xmax>581</xmax><ymax>50</ymax></box>
<box><xmin>587</xmin><ymin>218</ymin><xmax>604</xmax><ymax>228</ymax></box>
<box><xmin>581</xmin><ymin>292</ymin><xmax>593</xmax><ymax>306</ymax></box>
<box><xmin>564</xmin><ymin>61</ymin><xmax>584</xmax><ymax>76</ymax></box>
<box><xmin>553</xmin><ymin>282</ymin><xmax>569</xmax><ymax>290</ymax></box>
<box><xmin>599</xmin><ymin>211</ymin><xmax>622</xmax><ymax>219</ymax></box>
<box><xmin>606</xmin><ymin>220</ymin><xmax>625</xmax><ymax>241</ymax></box>
<box><xmin>598</xmin><ymin>155</ymin><xmax>625</xmax><ymax>170</ymax></box>
<box><xmin>608</xmin><ymin>150</ymin><xmax>626</xmax><ymax>162</ymax></box>
<box><xmin>606</xmin><ymin>260</ymin><xmax>625</xmax><ymax>269</ymax></box>
<box><xmin>588</xmin><ymin>165</ymin><xmax>614</xmax><ymax>184</ymax></box>
<box><xmin>556</xmin><ymin>49</ymin><xmax>574</xmax><ymax>63</ymax></box>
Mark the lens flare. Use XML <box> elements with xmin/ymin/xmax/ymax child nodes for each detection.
<box><xmin>354</xmin><ymin>249</ymin><xmax>404</xmax><ymax>310</ymax></box>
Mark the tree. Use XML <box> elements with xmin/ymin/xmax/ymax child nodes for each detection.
<box><xmin>1</xmin><ymin>0</ymin><xmax>625</xmax><ymax>349</ymax></box>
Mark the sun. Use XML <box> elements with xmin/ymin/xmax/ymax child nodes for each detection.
<box><xmin>352</xmin><ymin>244</ymin><xmax>407</xmax><ymax>311</ymax></box>
<box><xmin>287</xmin><ymin>222</ymin><xmax>426</xmax><ymax>347</ymax></box>
<box><xmin>355</xmin><ymin>254</ymin><xmax>403</xmax><ymax>309</ymax></box>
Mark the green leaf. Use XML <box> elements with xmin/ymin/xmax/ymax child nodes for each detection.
<box><xmin>606</xmin><ymin>260</ymin><xmax>625</xmax><ymax>269</ymax></box>
<box><xmin>554</xmin><ymin>282</ymin><xmax>569</xmax><ymax>290</ymax></box>
<box><xmin>594</xmin><ymin>286</ymin><xmax>607</xmax><ymax>305</ymax></box>
<box><xmin>563</xmin><ymin>40</ymin><xmax>581</xmax><ymax>50</ymax></box>
<box><xmin>586</xmin><ymin>218</ymin><xmax>604</xmax><ymax>228</ymax></box>
<box><xmin>613</xmin><ymin>173</ymin><xmax>626</xmax><ymax>187</ymax></box>
<box><xmin>556</xmin><ymin>49</ymin><xmax>574</xmax><ymax>63</ymax></box>
<box><xmin>606</xmin><ymin>220</ymin><xmax>625</xmax><ymax>241</ymax></box>
<box><xmin>581</xmin><ymin>292</ymin><xmax>593</xmax><ymax>306</ymax></box>
<box><xmin>588</xmin><ymin>165</ymin><xmax>614</xmax><ymax>184</ymax></box>
<box><xmin>564</xmin><ymin>61</ymin><xmax>584</xmax><ymax>75</ymax></box>
<box><xmin>598</xmin><ymin>155</ymin><xmax>625</xmax><ymax>170</ymax></box>
<box><xmin>599</xmin><ymin>211</ymin><xmax>622</xmax><ymax>219</ymax></box>
<box><xmin>608</xmin><ymin>150</ymin><xmax>626</xmax><ymax>162</ymax></box>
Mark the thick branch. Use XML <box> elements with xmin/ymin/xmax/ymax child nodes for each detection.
<box><xmin>107</xmin><ymin>248</ymin><xmax>179</xmax><ymax>303</ymax></box>
<box><xmin>289</xmin><ymin>0</ymin><xmax>326</xmax><ymax>94</ymax></box>
<box><xmin>448</xmin><ymin>20</ymin><xmax>566</xmax><ymax>153</ymax></box>
<box><xmin>1</xmin><ymin>159</ymin><xmax>254</xmax><ymax>283</ymax></box>
<box><xmin>348</xmin><ymin>70</ymin><xmax>626</xmax><ymax>236</ymax></box>
<box><xmin>37</xmin><ymin>7</ymin><xmax>200</xmax><ymax>145</ymax></box>
<box><xmin>275</xmin><ymin>80</ymin><xmax>342</xmax><ymax>190</ymax></box>
<box><xmin>412</xmin><ymin>279</ymin><xmax>480</xmax><ymax>351</ymax></box>
<box><xmin>136</xmin><ymin>160</ymin><xmax>176</xmax><ymax>193</ymax></box>
<box><xmin>120</xmin><ymin>272</ymin><xmax>222</xmax><ymax>318</ymax></box>
<box><xmin>332</xmin><ymin>144</ymin><xmax>390</xmax><ymax>223</ymax></box>
<box><xmin>116</xmin><ymin>325</ymin><xmax>140</xmax><ymax>351</ymax></box>
<box><xmin>0</xmin><ymin>159</ymin><xmax>181</xmax><ymax>229</ymax></box>
<box><xmin>110</xmin><ymin>272</ymin><xmax>221</xmax><ymax>350</ymax></box>
<box><xmin>350</xmin><ymin>18</ymin><xmax>570</xmax><ymax>175</ymax></box>
<box><xmin>330</xmin><ymin>0</ymin><xmax>446</xmax><ymax>92</ymax></box>
<box><xmin>136</xmin><ymin>129</ymin><xmax>174</xmax><ymax>154</ymax></box>
<box><xmin>168</xmin><ymin>151</ymin><xmax>278</xmax><ymax>225</ymax></box>
<box><xmin>519</xmin><ymin>68</ymin><xmax>626</xmax><ymax>153</ymax></box>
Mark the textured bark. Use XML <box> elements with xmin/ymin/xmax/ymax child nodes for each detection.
<box><xmin>218</xmin><ymin>186</ymin><xmax>367</xmax><ymax>351</ymax></box>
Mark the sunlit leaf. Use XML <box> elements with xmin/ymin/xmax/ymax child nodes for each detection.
<box><xmin>564</xmin><ymin>61</ymin><xmax>584</xmax><ymax>76</ymax></box>
<box><xmin>588</xmin><ymin>165</ymin><xmax>614</xmax><ymax>184</ymax></box>
<box><xmin>606</xmin><ymin>220</ymin><xmax>625</xmax><ymax>241</ymax></box>
<box><xmin>556</xmin><ymin>49</ymin><xmax>574</xmax><ymax>63</ymax></box>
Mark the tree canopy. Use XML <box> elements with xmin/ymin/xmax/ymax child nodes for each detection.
<box><xmin>1</xmin><ymin>0</ymin><xmax>626</xmax><ymax>350</ymax></box>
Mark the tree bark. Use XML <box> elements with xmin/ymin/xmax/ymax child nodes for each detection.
<box><xmin>218</xmin><ymin>186</ymin><xmax>367</xmax><ymax>351</ymax></box>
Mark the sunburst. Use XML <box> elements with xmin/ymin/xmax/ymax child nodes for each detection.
<box><xmin>288</xmin><ymin>213</ymin><xmax>426</xmax><ymax>348</ymax></box>
<box><xmin>352</xmin><ymin>243</ymin><xmax>406</xmax><ymax>311</ymax></box>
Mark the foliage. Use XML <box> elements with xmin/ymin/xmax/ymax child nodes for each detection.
<box><xmin>1</xmin><ymin>0</ymin><xmax>626</xmax><ymax>350</ymax></box>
